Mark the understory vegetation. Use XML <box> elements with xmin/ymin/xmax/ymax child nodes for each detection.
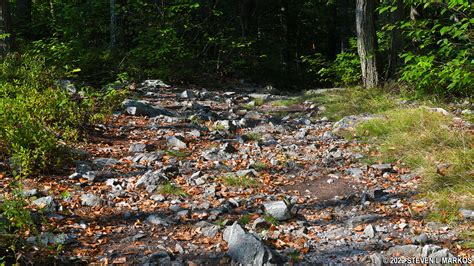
<box><xmin>274</xmin><ymin>87</ymin><xmax>473</xmax><ymax>224</ymax></box>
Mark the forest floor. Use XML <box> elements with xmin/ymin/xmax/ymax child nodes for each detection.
<box><xmin>5</xmin><ymin>81</ymin><xmax>473</xmax><ymax>265</ymax></box>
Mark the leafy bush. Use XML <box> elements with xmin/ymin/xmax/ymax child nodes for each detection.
<box><xmin>384</xmin><ymin>1</ymin><xmax>474</xmax><ymax>96</ymax></box>
<box><xmin>316</xmin><ymin>39</ymin><xmax>361</xmax><ymax>86</ymax></box>
<box><xmin>0</xmin><ymin>54</ymin><xmax>126</xmax><ymax>176</ymax></box>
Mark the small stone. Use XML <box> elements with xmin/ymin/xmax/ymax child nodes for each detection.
<box><xmin>83</xmin><ymin>171</ymin><xmax>97</xmax><ymax>182</ymax></box>
<box><xmin>347</xmin><ymin>214</ymin><xmax>380</xmax><ymax>227</ymax></box>
<box><xmin>412</xmin><ymin>233</ymin><xmax>429</xmax><ymax>245</ymax></box>
<box><xmin>146</xmin><ymin>214</ymin><xmax>172</xmax><ymax>226</ymax></box>
<box><xmin>364</xmin><ymin>224</ymin><xmax>375</xmax><ymax>238</ymax></box>
<box><xmin>167</xmin><ymin>136</ymin><xmax>187</xmax><ymax>149</ymax></box>
<box><xmin>32</xmin><ymin>196</ymin><xmax>56</xmax><ymax>213</ymax></box>
<box><xmin>347</xmin><ymin>168</ymin><xmax>363</xmax><ymax>178</ymax></box>
<box><xmin>180</xmin><ymin>90</ymin><xmax>196</xmax><ymax>99</ymax></box>
<box><xmin>93</xmin><ymin>158</ymin><xmax>119</xmax><ymax>169</ymax></box>
<box><xmin>221</xmin><ymin>143</ymin><xmax>237</xmax><ymax>153</ymax></box>
<box><xmin>80</xmin><ymin>194</ymin><xmax>103</xmax><ymax>207</ymax></box>
<box><xmin>263</xmin><ymin>201</ymin><xmax>291</xmax><ymax>221</ymax></box>
<box><xmin>387</xmin><ymin>245</ymin><xmax>421</xmax><ymax>257</ymax></box>
<box><xmin>68</xmin><ymin>173</ymin><xmax>81</xmax><ymax>179</ymax></box>
<box><xmin>151</xmin><ymin>194</ymin><xmax>165</xmax><ymax>202</ymax></box>
<box><xmin>369</xmin><ymin>253</ymin><xmax>384</xmax><ymax>266</ymax></box>
<box><xmin>22</xmin><ymin>189</ymin><xmax>38</xmax><ymax>197</ymax></box>
<box><xmin>421</xmin><ymin>244</ymin><xmax>442</xmax><ymax>257</ymax></box>
<box><xmin>460</xmin><ymin>208</ymin><xmax>474</xmax><ymax>219</ymax></box>
<box><xmin>371</xmin><ymin>163</ymin><xmax>393</xmax><ymax>172</ymax></box>
<box><xmin>135</xmin><ymin>170</ymin><xmax>168</xmax><ymax>192</ymax></box>
<box><xmin>223</xmin><ymin>222</ymin><xmax>284</xmax><ymax>265</ymax></box>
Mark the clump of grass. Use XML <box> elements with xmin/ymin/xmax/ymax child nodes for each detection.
<box><xmin>253</xmin><ymin>98</ymin><xmax>265</xmax><ymax>106</ymax></box>
<box><xmin>244</xmin><ymin>132</ymin><xmax>262</xmax><ymax>142</ymax></box>
<box><xmin>263</xmin><ymin>215</ymin><xmax>279</xmax><ymax>226</ymax></box>
<box><xmin>356</xmin><ymin>107</ymin><xmax>474</xmax><ymax>209</ymax></box>
<box><xmin>270</xmin><ymin>87</ymin><xmax>398</xmax><ymax>121</ymax></box>
<box><xmin>459</xmin><ymin>230</ymin><xmax>474</xmax><ymax>250</ymax></box>
<box><xmin>165</xmin><ymin>149</ymin><xmax>190</xmax><ymax>158</ymax></box>
<box><xmin>159</xmin><ymin>182</ymin><xmax>187</xmax><ymax>196</ymax></box>
<box><xmin>222</xmin><ymin>174</ymin><xmax>258</xmax><ymax>188</ymax></box>
<box><xmin>270</xmin><ymin>98</ymin><xmax>300</xmax><ymax>107</ymax></box>
<box><xmin>213</xmin><ymin>123</ymin><xmax>226</xmax><ymax>131</ymax></box>
<box><xmin>253</xmin><ymin>162</ymin><xmax>268</xmax><ymax>171</ymax></box>
<box><xmin>238</xmin><ymin>214</ymin><xmax>251</xmax><ymax>225</ymax></box>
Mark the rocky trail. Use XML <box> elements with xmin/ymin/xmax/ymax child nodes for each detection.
<box><xmin>11</xmin><ymin>80</ymin><xmax>472</xmax><ymax>265</ymax></box>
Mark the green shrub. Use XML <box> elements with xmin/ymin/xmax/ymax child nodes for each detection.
<box><xmin>0</xmin><ymin>54</ymin><xmax>126</xmax><ymax>176</ymax></box>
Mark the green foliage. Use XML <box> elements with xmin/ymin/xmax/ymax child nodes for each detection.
<box><xmin>355</xmin><ymin>107</ymin><xmax>473</xmax><ymax>206</ymax></box>
<box><xmin>263</xmin><ymin>215</ymin><xmax>279</xmax><ymax>226</ymax></box>
<box><xmin>316</xmin><ymin>39</ymin><xmax>361</xmax><ymax>86</ymax></box>
<box><xmin>0</xmin><ymin>54</ymin><xmax>126</xmax><ymax>176</ymax></box>
<box><xmin>222</xmin><ymin>174</ymin><xmax>258</xmax><ymax>188</ymax></box>
<box><xmin>0</xmin><ymin>189</ymin><xmax>34</xmax><ymax>234</ymax></box>
<box><xmin>380</xmin><ymin>0</ymin><xmax>473</xmax><ymax>96</ymax></box>
<box><xmin>159</xmin><ymin>182</ymin><xmax>187</xmax><ymax>196</ymax></box>
<box><xmin>238</xmin><ymin>214</ymin><xmax>251</xmax><ymax>225</ymax></box>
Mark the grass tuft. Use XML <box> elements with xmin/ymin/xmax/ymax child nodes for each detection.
<box><xmin>159</xmin><ymin>182</ymin><xmax>187</xmax><ymax>196</ymax></box>
<box><xmin>222</xmin><ymin>174</ymin><xmax>258</xmax><ymax>188</ymax></box>
<box><xmin>355</xmin><ymin>107</ymin><xmax>473</xmax><ymax>211</ymax></box>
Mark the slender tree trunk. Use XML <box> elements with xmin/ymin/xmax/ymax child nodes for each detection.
<box><xmin>356</xmin><ymin>0</ymin><xmax>379</xmax><ymax>88</ymax></box>
<box><xmin>110</xmin><ymin>0</ymin><xmax>117</xmax><ymax>48</ymax></box>
<box><xmin>0</xmin><ymin>0</ymin><xmax>15</xmax><ymax>53</ymax></box>
<box><xmin>327</xmin><ymin>4</ymin><xmax>338</xmax><ymax>60</ymax></box>
<box><xmin>16</xmin><ymin>0</ymin><xmax>32</xmax><ymax>39</ymax></box>
<box><xmin>386</xmin><ymin>0</ymin><xmax>404</xmax><ymax>80</ymax></box>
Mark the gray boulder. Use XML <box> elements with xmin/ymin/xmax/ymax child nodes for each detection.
<box><xmin>146</xmin><ymin>214</ymin><xmax>173</xmax><ymax>226</ymax></box>
<box><xmin>122</xmin><ymin>99</ymin><xmax>173</xmax><ymax>117</ymax></box>
<box><xmin>263</xmin><ymin>201</ymin><xmax>291</xmax><ymax>221</ymax></box>
<box><xmin>167</xmin><ymin>136</ymin><xmax>187</xmax><ymax>149</ymax></box>
<box><xmin>80</xmin><ymin>194</ymin><xmax>103</xmax><ymax>207</ymax></box>
<box><xmin>32</xmin><ymin>196</ymin><xmax>56</xmax><ymax>213</ymax></box>
<box><xmin>223</xmin><ymin>222</ymin><xmax>285</xmax><ymax>265</ymax></box>
<box><xmin>135</xmin><ymin>170</ymin><xmax>168</xmax><ymax>192</ymax></box>
<box><xmin>140</xmin><ymin>79</ymin><xmax>170</xmax><ymax>89</ymax></box>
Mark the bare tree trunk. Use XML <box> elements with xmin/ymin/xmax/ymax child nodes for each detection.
<box><xmin>16</xmin><ymin>0</ymin><xmax>32</xmax><ymax>39</ymax></box>
<box><xmin>356</xmin><ymin>0</ymin><xmax>379</xmax><ymax>88</ymax></box>
<box><xmin>0</xmin><ymin>0</ymin><xmax>15</xmax><ymax>53</ymax></box>
<box><xmin>386</xmin><ymin>0</ymin><xmax>404</xmax><ymax>80</ymax></box>
<box><xmin>110</xmin><ymin>0</ymin><xmax>117</xmax><ymax>48</ymax></box>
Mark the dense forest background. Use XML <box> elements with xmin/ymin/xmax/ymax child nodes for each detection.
<box><xmin>1</xmin><ymin>0</ymin><xmax>472</xmax><ymax>94</ymax></box>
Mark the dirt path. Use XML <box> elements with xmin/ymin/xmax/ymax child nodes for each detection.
<box><xmin>15</xmin><ymin>81</ymin><xmax>472</xmax><ymax>265</ymax></box>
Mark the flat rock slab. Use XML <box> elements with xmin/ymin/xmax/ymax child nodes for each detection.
<box><xmin>223</xmin><ymin>223</ymin><xmax>285</xmax><ymax>265</ymax></box>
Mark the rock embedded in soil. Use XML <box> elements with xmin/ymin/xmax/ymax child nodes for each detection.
<box><xmin>370</xmin><ymin>163</ymin><xmax>393</xmax><ymax>172</ymax></box>
<box><xmin>129</xmin><ymin>143</ymin><xmax>155</xmax><ymax>153</ymax></box>
<box><xmin>167</xmin><ymin>136</ymin><xmax>187</xmax><ymax>149</ymax></box>
<box><xmin>32</xmin><ymin>196</ymin><xmax>57</xmax><ymax>213</ymax></box>
<box><xmin>80</xmin><ymin>194</ymin><xmax>103</xmax><ymax>207</ymax></box>
<box><xmin>347</xmin><ymin>214</ymin><xmax>381</xmax><ymax>227</ymax></box>
<box><xmin>223</xmin><ymin>222</ymin><xmax>285</xmax><ymax>265</ymax></box>
<box><xmin>122</xmin><ymin>99</ymin><xmax>174</xmax><ymax>117</ymax></box>
<box><xmin>459</xmin><ymin>208</ymin><xmax>474</xmax><ymax>219</ymax></box>
<box><xmin>263</xmin><ymin>201</ymin><xmax>292</xmax><ymax>221</ymax></box>
<box><xmin>146</xmin><ymin>214</ymin><xmax>173</xmax><ymax>226</ymax></box>
<box><xmin>135</xmin><ymin>170</ymin><xmax>168</xmax><ymax>192</ymax></box>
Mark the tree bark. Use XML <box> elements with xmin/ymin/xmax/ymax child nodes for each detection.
<box><xmin>15</xmin><ymin>0</ymin><xmax>32</xmax><ymax>39</ymax></box>
<box><xmin>0</xmin><ymin>0</ymin><xmax>15</xmax><ymax>53</ymax></box>
<box><xmin>110</xmin><ymin>0</ymin><xmax>117</xmax><ymax>48</ymax></box>
<box><xmin>356</xmin><ymin>0</ymin><xmax>379</xmax><ymax>88</ymax></box>
<box><xmin>386</xmin><ymin>0</ymin><xmax>404</xmax><ymax>80</ymax></box>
